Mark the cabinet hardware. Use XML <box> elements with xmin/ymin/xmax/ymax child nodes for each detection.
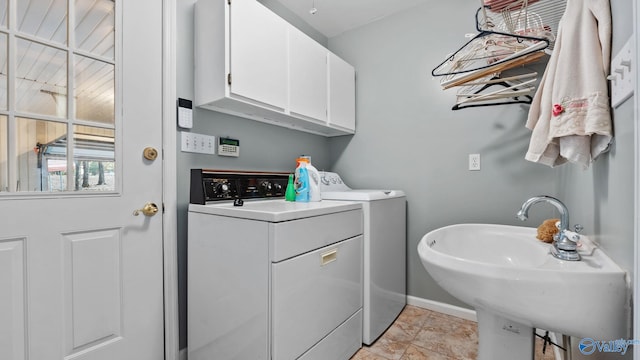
<box><xmin>321</xmin><ymin>249</ymin><xmax>338</xmax><ymax>266</ymax></box>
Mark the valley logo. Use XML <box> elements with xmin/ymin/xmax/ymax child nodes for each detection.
<box><xmin>579</xmin><ymin>337</ymin><xmax>639</xmax><ymax>356</ymax></box>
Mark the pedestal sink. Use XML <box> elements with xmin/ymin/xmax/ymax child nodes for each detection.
<box><xmin>418</xmin><ymin>224</ymin><xmax>628</xmax><ymax>360</ymax></box>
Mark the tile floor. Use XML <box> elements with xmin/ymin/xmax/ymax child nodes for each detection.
<box><xmin>350</xmin><ymin>305</ymin><xmax>558</xmax><ymax>360</ymax></box>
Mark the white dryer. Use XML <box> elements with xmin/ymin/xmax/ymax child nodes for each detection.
<box><xmin>319</xmin><ymin>171</ymin><xmax>406</xmax><ymax>345</ymax></box>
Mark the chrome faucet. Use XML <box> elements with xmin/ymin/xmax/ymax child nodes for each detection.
<box><xmin>517</xmin><ymin>196</ymin><xmax>581</xmax><ymax>261</ymax></box>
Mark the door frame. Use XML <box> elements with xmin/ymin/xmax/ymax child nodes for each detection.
<box><xmin>634</xmin><ymin>1</ymin><xmax>639</xmax><ymax>357</ymax></box>
<box><xmin>162</xmin><ymin>0</ymin><xmax>180</xmax><ymax>359</ymax></box>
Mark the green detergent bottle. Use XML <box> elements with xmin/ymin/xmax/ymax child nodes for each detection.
<box><xmin>285</xmin><ymin>174</ymin><xmax>296</xmax><ymax>201</ymax></box>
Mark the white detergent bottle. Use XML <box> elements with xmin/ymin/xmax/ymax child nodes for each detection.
<box><xmin>300</xmin><ymin>155</ymin><xmax>321</xmax><ymax>202</ymax></box>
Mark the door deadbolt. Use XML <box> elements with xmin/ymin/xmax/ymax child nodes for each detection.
<box><xmin>143</xmin><ymin>147</ymin><xmax>159</xmax><ymax>161</ymax></box>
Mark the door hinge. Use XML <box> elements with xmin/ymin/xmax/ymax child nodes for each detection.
<box><xmin>162</xmin><ymin>203</ymin><xmax>165</xmax><ymax>214</ymax></box>
<box><xmin>227</xmin><ymin>73</ymin><xmax>232</xmax><ymax>85</ymax></box>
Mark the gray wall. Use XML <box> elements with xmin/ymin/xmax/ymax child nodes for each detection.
<box><xmin>327</xmin><ymin>1</ymin><xmax>557</xmax><ymax>308</ymax></box>
<box><xmin>176</xmin><ymin>0</ymin><xmax>330</xmax><ymax>349</ymax></box>
<box><xmin>556</xmin><ymin>0</ymin><xmax>634</xmax><ymax>280</ymax></box>
<box><xmin>556</xmin><ymin>2</ymin><xmax>635</xmax><ymax>358</ymax></box>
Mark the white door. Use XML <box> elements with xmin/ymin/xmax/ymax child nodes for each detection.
<box><xmin>0</xmin><ymin>0</ymin><xmax>165</xmax><ymax>359</ymax></box>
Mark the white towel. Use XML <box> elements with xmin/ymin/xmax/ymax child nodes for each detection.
<box><xmin>525</xmin><ymin>0</ymin><xmax>612</xmax><ymax>168</ymax></box>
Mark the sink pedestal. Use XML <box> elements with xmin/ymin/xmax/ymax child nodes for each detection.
<box><xmin>477</xmin><ymin>309</ymin><xmax>534</xmax><ymax>360</ymax></box>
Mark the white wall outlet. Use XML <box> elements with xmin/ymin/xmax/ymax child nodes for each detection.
<box><xmin>469</xmin><ymin>154</ymin><xmax>481</xmax><ymax>171</ymax></box>
<box><xmin>181</xmin><ymin>132</ymin><xmax>216</xmax><ymax>154</ymax></box>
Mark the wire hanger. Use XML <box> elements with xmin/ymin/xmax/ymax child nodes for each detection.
<box><xmin>432</xmin><ymin>6</ymin><xmax>550</xmax><ymax>78</ymax></box>
<box><xmin>455</xmin><ymin>77</ymin><xmax>536</xmax><ymax>102</ymax></box>
<box><xmin>451</xmin><ymin>69</ymin><xmax>538</xmax><ymax>110</ymax></box>
<box><xmin>451</xmin><ymin>78</ymin><xmax>535</xmax><ymax>110</ymax></box>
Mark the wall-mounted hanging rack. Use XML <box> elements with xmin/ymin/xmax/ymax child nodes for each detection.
<box><xmin>480</xmin><ymin>0</ymin><xmax>566</xmax><ymax>52</ymax></box>
<box><xmin>431</xmin><ymin>0</ymin><xmax>567</xmax><ymax>110</ymax></box>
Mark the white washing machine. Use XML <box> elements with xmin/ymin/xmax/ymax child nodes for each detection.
<box><xmin>319</xmin><ymin>171</ymin><xmax>406</xmax><ymax>345</ymax></box>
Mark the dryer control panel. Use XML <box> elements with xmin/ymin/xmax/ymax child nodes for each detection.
<box><xmin>190</xmin><ymin>169</ymin><xmax>289</xmax><ymax>204</ymax></box>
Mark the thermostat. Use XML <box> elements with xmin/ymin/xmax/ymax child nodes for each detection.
<box><xmin>218</xmin><ymin>137</ymin><xmax>240</xmax><ymax>157</ymax></box>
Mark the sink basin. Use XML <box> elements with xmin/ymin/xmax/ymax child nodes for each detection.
<box><xmin>418</xmin><ymin>224</ymin><xmax>628</xmax><ymax>359</ymax></box>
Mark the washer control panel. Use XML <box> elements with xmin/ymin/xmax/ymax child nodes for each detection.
<box><xmin>319</xmin><ymin>171</ymin><xmax>351</xmax><ymax>192</ymax></box>
<box><xmin>190</xmin><ymin>169</ymin><xmax>289</xmax><ymax>204</ymax></box>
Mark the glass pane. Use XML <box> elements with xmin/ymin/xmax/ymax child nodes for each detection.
<box><xmin>0</xmin><ymin>115</ymin><xmax>6</xmax><ymax>192</ymax></box>
<box><xmin>75</xmin><ymin>0</ymin><xmax>115</xmax><ymax>59</ymax></box>
<box><xmin>0</xmin><ymin>33</ymin><xmax>6</xmax><ymax>110</ymax></box>
<box><xmin>17</xmin><ymin>39</ymin><xmax>68</xmax><ymax>118</ymax></box>
<box><xmin>18</xmin><ymin>0</ymin><xmax>68</xmax><ymax>44</ymax></box>
<box><xmin>75</xmin><ymin>55</ymin><xmax>114</xmax><ymax>124</ymax></box>
<box><xmin>17</xmin><ymin>118</ymin><xmax>67</xmax><ymax>192</ymax></box>
<box><xmin>73</xmin><ymin>125</ymin><xmax>115</xmax><ymax>192</ymax></box>
<box><xmin>0</xmin><ymin>0</ymin><xmax>6</xmax><ymax>28</ymax></box>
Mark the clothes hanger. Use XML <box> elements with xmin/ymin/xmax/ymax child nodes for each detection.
<box><xmin>439</xmin><ymin>50</ymin><xmax>544</xmax><ymax>89</ymax></box>
<box><xmin>451</xmin><ymin>73</ymin><xmax>536</xmax><ymax>110</ymax></box>
<box><xmin>432</xmin><ymin>7</ymin><xmax>549</xmax><ymax>79</ymax></box>
<box><xmin>455</xmin><ymin>77</ymin><xmax>537</xmax><ymax>104</ymax></box>
<box><xmin>455</xmin><ymin>71</ymin><xmax>537</xmax><ymax>86</ymax></box>
<box><xmin>451</xmin><ymin>95</ymin><xmax>533</xmax><ymax>110</ymax></box>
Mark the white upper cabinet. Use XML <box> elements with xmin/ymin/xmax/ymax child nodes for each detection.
<box><xmin>288</xmin><ymin>28</ymin><xmax>328</xmax><ymax>123</ymax></box>
<box><xmin>194</xmin><ymin>0</ymin><xmax>356</xmax><ymax>137</ymax></box>
<box><xmin>229</xmin><ymin>0</ymin><xmax>287</xmax><ymax>109</ymax></box>
<box><xmin>328</xmin><ymin>53</ymin><xmax>356</xmax><ymax>132</ymax></box>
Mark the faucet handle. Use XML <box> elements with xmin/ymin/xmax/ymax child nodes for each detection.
<box><xmin>574</xmin><ymin>224</ymin><xmax>584</xmax><ymax>233</ymax></box>
<box><xmin>563</xmin><ymin>230</ymin><xmax>581</xmax><ymax>242</ymax></box>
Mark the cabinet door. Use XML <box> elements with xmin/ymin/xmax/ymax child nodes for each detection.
<box><xmin>229</xmin><ymin>0</ymin><xmax>287</xmax><ymax>109</ymax></box>
<box><xmin>328</xmin><ymin>53</ymin><xmax>356</xmax><ymax>131</ymax></box>
<box><xmin>289</xmin><ymin>28</ymin><xmax>327</xmax><ymax>122</ymax></box>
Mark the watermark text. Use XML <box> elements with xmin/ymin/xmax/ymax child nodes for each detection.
<box><xmin>579</xmin><ymin>337</ymin><xmax>640</xmax><ymax>356</ymax></box>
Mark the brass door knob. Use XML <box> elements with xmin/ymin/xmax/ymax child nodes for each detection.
<box><xmin>143</xmin><ymin>147</ymin><xmax>159</xmax><ymax>161</ymax></box>
<box><xmin>133</xmin><ymin>202</ymin><xmax>159</xmax><ymax>216</ymax></box>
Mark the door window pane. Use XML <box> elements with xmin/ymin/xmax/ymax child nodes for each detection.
<box><xmin>4</xmin><ymin>0</ymin><xmax>118</xmax><ymax>195</ymax></box>
<box><xmin>75</xmin><ymin>55</ymin><xmax>114</xmax><ymax>124</ymax></box>
<box><xmin>73</xmin><ymin>125</ymin><xmax>114</xmax><ymax>192</ymax></box>
<box><xmin>0</xmin><ymin>116</ymin><xmax>6</xmax><ymax>192</ymax></box>
<box><xmin>17</xmin><ymin>39</ymin><xmax>68</xmax><ymax>117</ymax></box>
<box><xmin>0</xmin><ymin>33</ymin><xmax>6</xmax><ymax>110</ymax></box>
<box><xmin>75</xmin><ymin>0</ymin><xmax>115</xmax><ymax>59</ymax></box>
<box><xmin>18</xmin><ymin>0</ymin><xmax>68</xmax><ymax>44</ymax></box>
<box><xmin>17</xmin><ymin>118</ymin><xmax>67</xmax><ymax>192</ymax></box>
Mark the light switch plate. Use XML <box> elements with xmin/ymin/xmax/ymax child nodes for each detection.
<box><xmin>181</xmin><ymin>132</ymin><xmax>215</xmax><ymax>154</ymax></box>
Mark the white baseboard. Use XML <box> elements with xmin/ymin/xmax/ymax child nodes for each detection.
<box><xmin>179</xmin><ymin>348</ymin><xmax>187</xmax><ymax>360</ymax></box>
<box><xmin>407</xmin><ymin>295</ymin><xmax>477</xmax><ymax>322</ymax></box>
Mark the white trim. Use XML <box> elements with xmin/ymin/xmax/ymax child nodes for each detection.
<box><xmin>406</xmin><ymin>295</ymin><xmax>477</xmax><ymax>322</ymax></box>
<box><xmin>162</xmin><ymin>0</ymin><xmax>179</xmax><ymax>359</ymax></box>
<box><xmin>634</xmin><ymin>0</ymin><xmax>640</xmax><ymax>358</ymax></box>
